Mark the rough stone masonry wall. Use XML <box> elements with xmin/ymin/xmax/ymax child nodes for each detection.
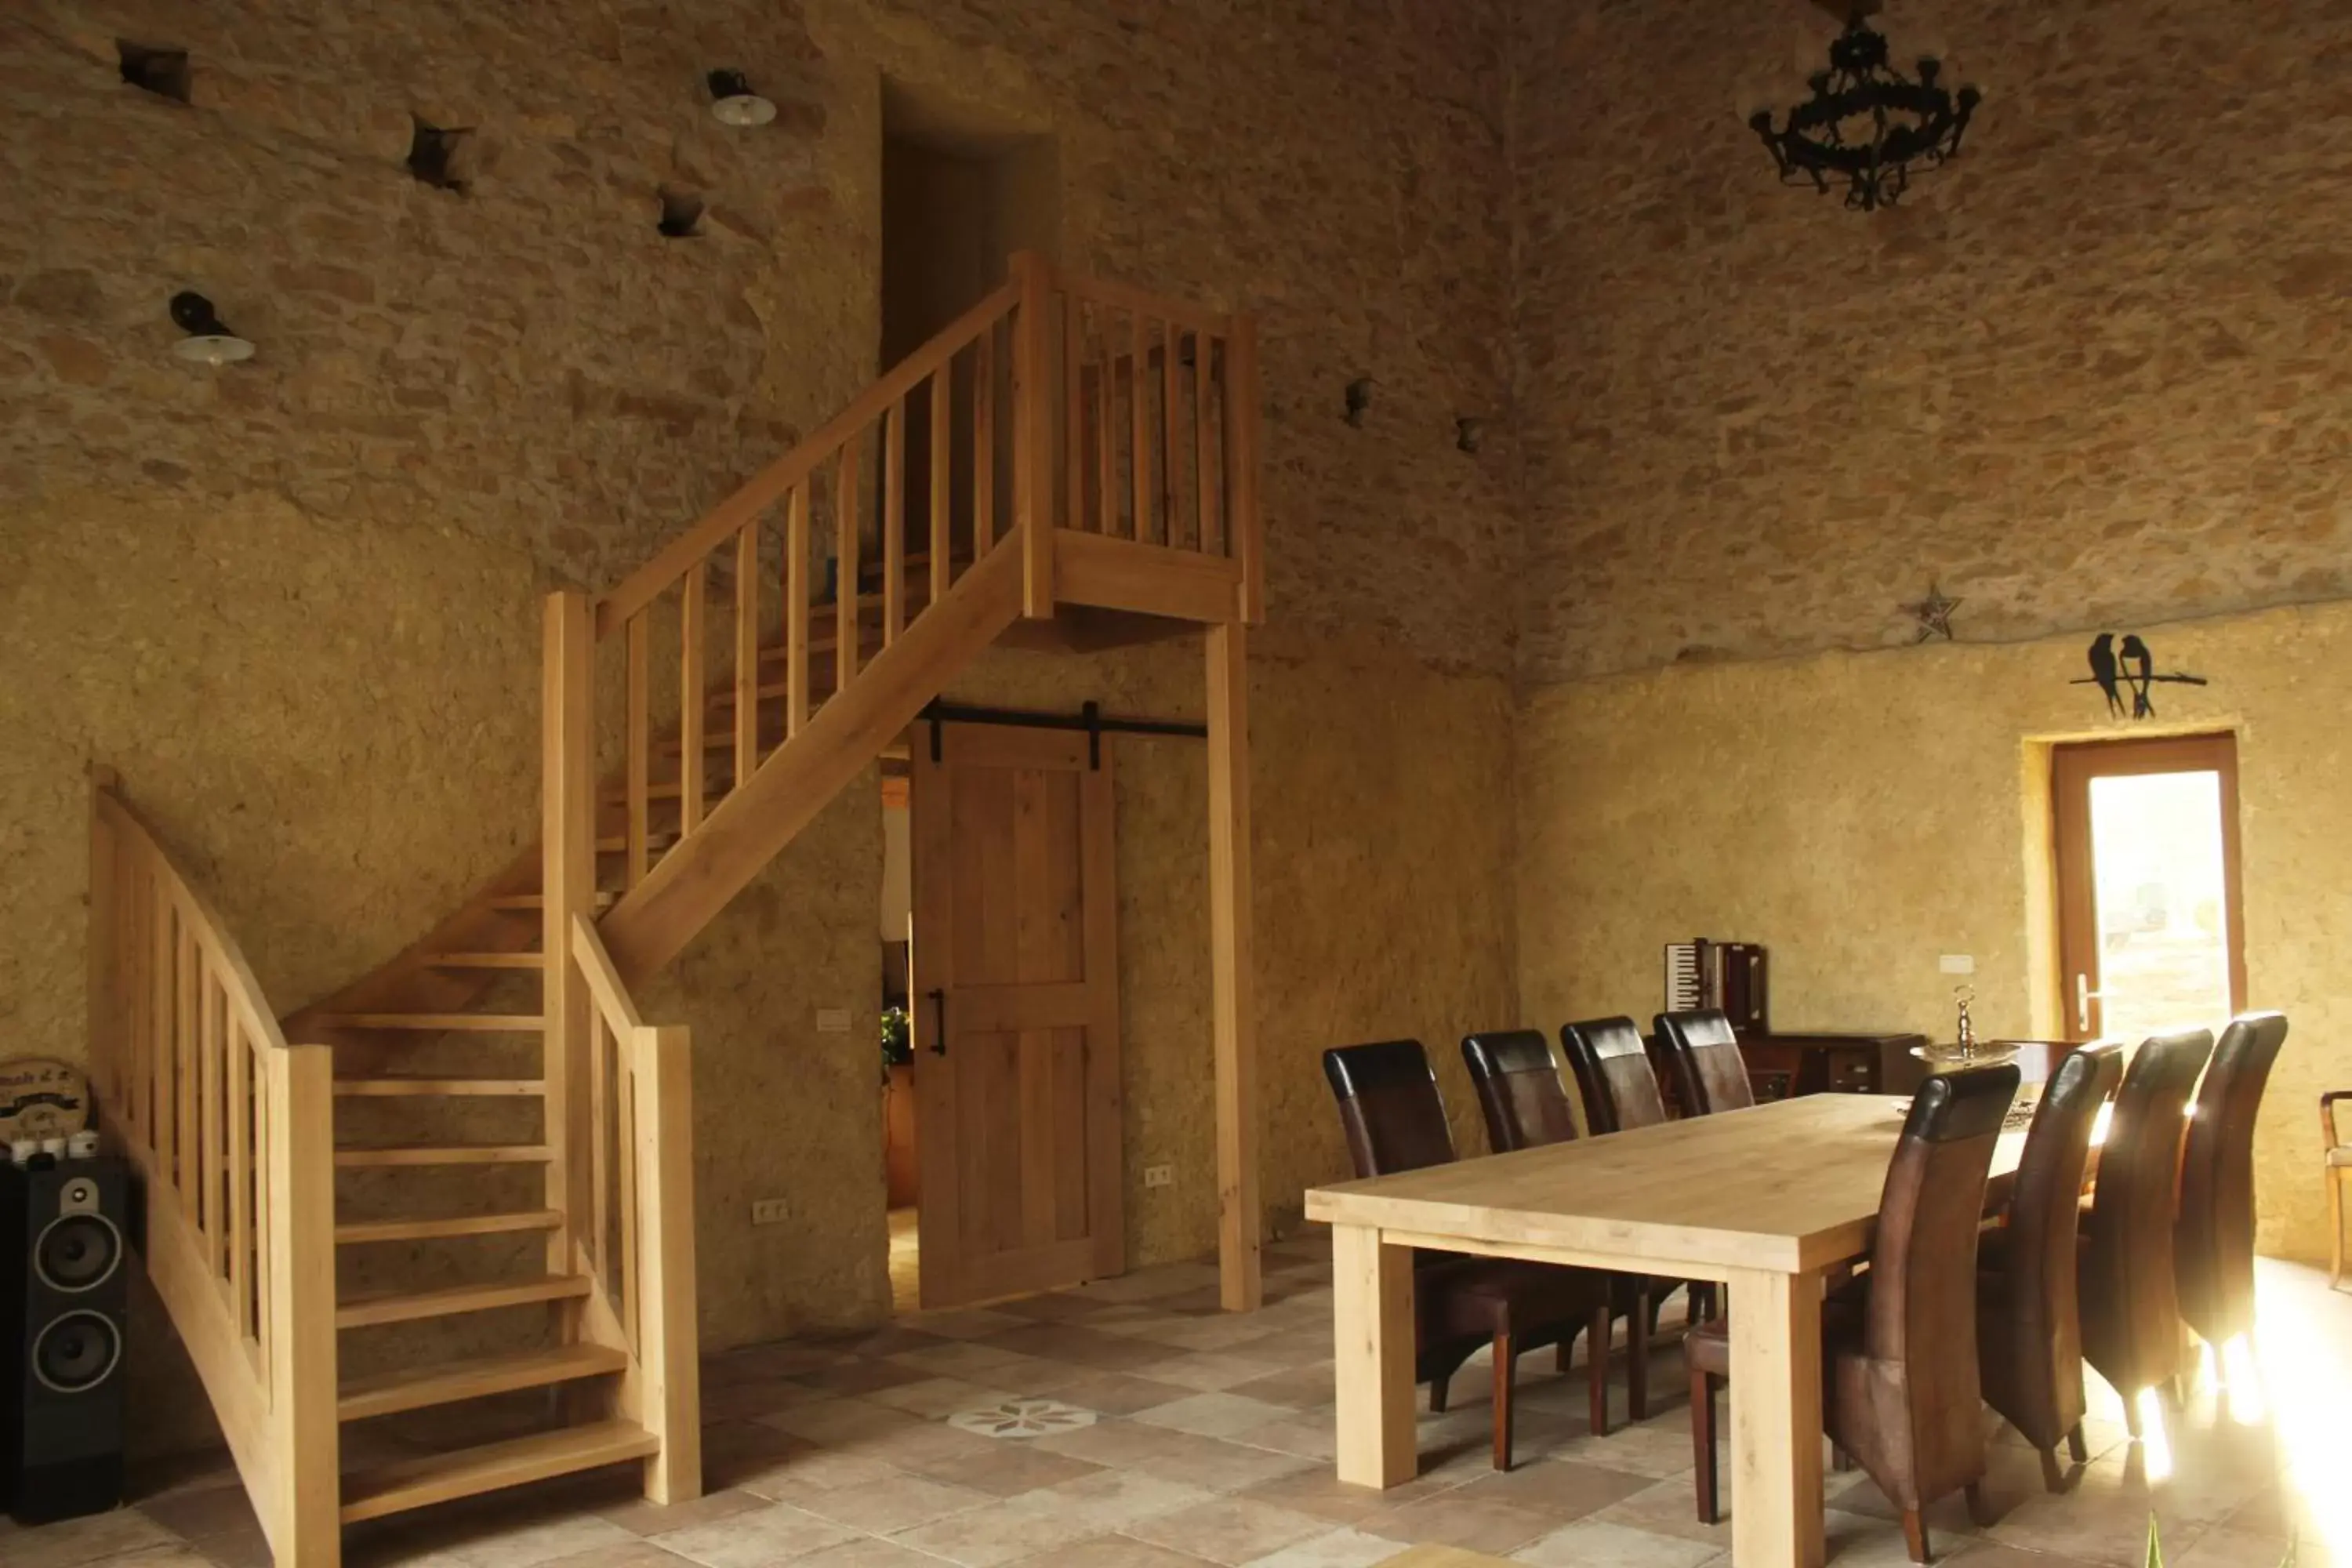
<box><xmin>5</xmin><ymin>0</ymin><xmax>1523</xmax><ymax>1403</ymax></box>
<box><xmin>1510</xmin><ymin>0</ymin><xmax>2352</xmax><ymax>684</ymax></box>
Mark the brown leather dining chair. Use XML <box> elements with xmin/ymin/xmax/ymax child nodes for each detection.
<box><xmin>2078</xmin><ymin>1027</ymin><xmax>2213</xmax><ymax>1436</ymax></box>
<box><xmin>1321</xmin><ymin>1040</ymin><xmax>1613</xmax><ymax>1469</ymax></box>
<box><xmin>1976</xmin><ymin>1041</ymin><xmax>2123</xmax><ymax>1493</ymax></box>
<box><xmin>2176</xmin><ymin>1011</ymin><xmax>2289</xmax><ymax>1356</ymax></box>
<box><xmin>1461</xmin><ymin>1029</ymin><xmax>1652</xmax><ymax>1433</ymax></box>
<box><xmin>1689</xmin><ymin>1066</ymin><xmax>2020</xmax><ymax>1563</ymax></box>
<box><xmin>1559</xmin><ymin>1016</ymin><xmax>1716</xmax><ymax>1330</ymax></box>
<box><xmin>1656</xmin><ymin>1008</ymin><xmax>1758</xmax><ymax>1116</ymax></box>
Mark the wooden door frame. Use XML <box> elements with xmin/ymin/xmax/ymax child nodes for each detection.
<box><xmin>906</xmin><ymin>718</ymin><xmax>1123</xmax><ymax>1308</ymax></box>
<box><xmin>2049</xmin><ymin>731</ymin><xmax>2247</xmax><ymax>1041</ymax></box>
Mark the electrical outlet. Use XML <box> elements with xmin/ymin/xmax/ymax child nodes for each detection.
<box><xmin>815</xmin><ymin>1007</ymin><xmax>851</xmax><ymax>1034</ymax></box>
<box><xmin>1939</xmin><ymin>954</ymin><xmax>1976</xmax><ymax>975</ymax></box>
<box><xmin>1143</xmin><ymin>1164</ymin><xmax>1174</xmax><ymax>1189</ymax></box>
<box><xmin>750</xmin><ymin>1198</ymin><xmax>789</xmax><ymax>1225</ymax></box>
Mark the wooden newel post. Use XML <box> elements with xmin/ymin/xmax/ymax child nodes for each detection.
<box><xmin>543</xmin><ymin>590</ymin><xmax>595</xmax><ymax>1269</ymax></box>
<box><xmin>267</xmin><ymin>1044</ymin><xmax>341</xmax><ymax>1568</ymax></box>
<box><xmin>1011</xmin><ymin>249</ymin><xmax>1058</xmax><ymax>619</ymax></box>
<box><xmin>1207</xmin><ymin>622</ymin><xmax>1261</xmax><ymax>1311</ymax></box>
<box><xmin>631</xmin><ymin>1025</ymin><xmax>702</xmax><ymax>1504</ymax></box>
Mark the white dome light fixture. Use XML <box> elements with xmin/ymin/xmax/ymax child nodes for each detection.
<box><xmin>169</xmin><ymin>291</ymin><xmax>253</xmax><ymax>365</ymax></box>
<box><xmin>706</xmin><ymin>69</ymin><xmax>775</xmax><ymax>128</ymax></box>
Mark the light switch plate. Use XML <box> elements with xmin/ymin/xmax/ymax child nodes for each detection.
<box><xmin>1939</xmin><ymin>954</ymin><xmax>1976</xmax><ymax>975</ymax></box>
<box><xmin>750</xmin><ymin>1198</ymin><xmax>789</xmax><ymax>1225</ymax></box>
<box><xmin>816</xmin><ymin>1007</ymin><xmax>851</xmax><ymax>1033</ymax></box>
<box><xmin>1143</xmin><ymin>1165</ymin><xmax>1174</xmax><ymax>1189</ymax></box>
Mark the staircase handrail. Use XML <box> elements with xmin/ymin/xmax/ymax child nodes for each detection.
<box><xmin>87</xmin><ymin>771</ymin><xmax>341</xmax><ymax>1567</ymax></box>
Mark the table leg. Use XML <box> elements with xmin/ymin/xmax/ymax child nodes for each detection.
<box><xmin>1331</xmin><ymin>1222</ymin><xmax>1415</xmax><ymax>1487</ymax></box>
<box><xmin>1726</xmin><ymin>1266</ymin><xmax>1824</xmax><ymax>1568</ymax></box>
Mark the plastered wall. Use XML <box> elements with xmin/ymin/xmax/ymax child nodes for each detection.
<box><xmin>1515</xmin><ymin>601</ymin><xmax>2352</xmax><ymax>1263</ymax></box>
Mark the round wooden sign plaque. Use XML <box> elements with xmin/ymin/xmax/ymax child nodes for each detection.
<box><xmin>0</xmin><ymin>1058</ymin><xmax>93</xmax><ymax>1143</ymax></box>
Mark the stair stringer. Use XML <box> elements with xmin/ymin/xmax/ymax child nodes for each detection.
<box><xmin>598</xmin><ymin>532</ymin><xmax>1028</xmax><ymax>985</ymax></box>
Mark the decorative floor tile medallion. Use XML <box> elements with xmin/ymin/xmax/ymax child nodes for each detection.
<box><xmin>945</xmin><ymin>1397</ymin><xmax>1098</xmax><ymax>1439</ymax></box>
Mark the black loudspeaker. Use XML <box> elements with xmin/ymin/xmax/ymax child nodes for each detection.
<box><xmin>0</xmin><ymin>1157</ymin><xmax>129</xmax><ymax>1524</ymax></box>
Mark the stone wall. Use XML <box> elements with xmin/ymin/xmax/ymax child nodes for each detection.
<box><xmin>1508</xmin><ymin>0</ymin><xmax>2352</xmax><ymax>684</ymax></box>
<box><xmin>6</xmin><ymin>0</ymin><xmax>1521</xmax><ymax>1414</ymax></box>
<box><xmin>1515</xmin><ymin>599</ymin><xmax>2352</xmax><ymax>1263</ymax></box>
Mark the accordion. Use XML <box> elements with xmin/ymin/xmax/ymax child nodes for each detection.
<box><xmin>1663</xmin><ymin>939</ymin><xmax>1769</xmax><ymax>1033</ymax></box>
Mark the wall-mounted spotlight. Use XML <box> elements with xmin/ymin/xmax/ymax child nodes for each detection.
<box><xmin>1455</xmin><ymin>416</ymin><xmax>1485</xmax><ymax>455</ymax></box>
<box><xmin>1343</xmin><ymin>377</ymin><xmax>1374</xmax><ymax>427</ymax></box>
<box><xmin>707</xmin><ymin>70</ymin><xmax>776</xmax><ymax>127</ymax></box>
<box><xmin>169</xmin><ymin>292</ymin><xmax>252</xmax><ymax>365</ymax></box>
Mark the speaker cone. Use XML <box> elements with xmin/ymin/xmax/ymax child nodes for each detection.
<box><xmin>35</xmin><ymin>1213</ymin><xmax>124</xmax><ymax>1293</ymax></box>
<box><xmin>33</xmin><ymin>1311</ymin><xmax>122</xmax><ymax>1394</ymax></box>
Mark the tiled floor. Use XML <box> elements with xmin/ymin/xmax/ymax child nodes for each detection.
<box><xmin>8</xmin><ymin>1240</ymin><xmax>2347</xmax><ymax>1568</ymax></box>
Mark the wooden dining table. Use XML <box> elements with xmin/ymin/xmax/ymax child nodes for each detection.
<box><xmin>1302</xmin><ymin>1094</ymin><xmax>2032</xmax><ymax>1568</ymax></box>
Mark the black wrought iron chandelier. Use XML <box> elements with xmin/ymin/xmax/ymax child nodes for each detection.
<box><xmin>1748</xmin><ymin>11</ymin><xmax>1980</xmax><ymax>211</ymax></box>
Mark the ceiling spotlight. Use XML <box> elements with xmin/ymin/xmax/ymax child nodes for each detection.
<box><xmin>169</xmin><ymin>291</ymin><xmax>252</xmax><ymax>365</ymax></box>
<box><xmin>707</xmin><ymin>69</ymin><xmax>776</xmax><ymax>128</ymax></box>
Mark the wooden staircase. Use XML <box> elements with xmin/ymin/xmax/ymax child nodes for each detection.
<box><xmin>87</xmin><ymin>252</ymin><xmax>1261</xmax><ymax>1566</ymax></box>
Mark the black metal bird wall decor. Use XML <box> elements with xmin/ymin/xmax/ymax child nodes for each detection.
<box><xmin>2074</xmin><ymin>631</ymin><xmax>2208</xmax><ymax>719</ymax></box>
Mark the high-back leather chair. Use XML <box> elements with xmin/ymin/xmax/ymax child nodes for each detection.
<box><xmin>1689</xmin><ymin>1067</ymin><xmax>2018</xmax><ymax>1562</ymax></box>
<box><xmin>1555</xmin><ymin>1018</ymin><xmax>1717</xmax><ymax>1340</ymax></box>
<box><xmin>2080</xmin><ymin>1028</ymin><xmax>2214</xmax><ymax>1435</ymax></box>
<box><xmin>1978</xmin><ymin>1042</ymin><xmax>2123</xmax><ymax>1493</ymax></box>
<box><xmin>1321</xmin><ymin>1040</ymin><xmax>1610</xmax><ymax>1469</ymax></box>
<box><xmin>1559</xmin><ymin>1016</ymin><xmax>1668</xmax><ymax>1133</ymax></box>
<box><xmin>2177</xmin><ymin>1011</ymin><xmax>2289</xmax><ymax>1352</ymax></box>
<box><xmin>1656</xmin><ymin>1008</ymin><xmax>1755</xmax><ymax>1116</ymax></box>
<box><xmin>1460</xmin><ymin>1029</ymin><xmax>1652</xmax><ymax>1432</ymax></box>
<box><xmin>1461</xmin><ymin>1029</ymin><xmax>1580</xmax><ymax>1152</ymax></box>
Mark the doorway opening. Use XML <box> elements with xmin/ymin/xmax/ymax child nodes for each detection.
<box><xmin>880</xmin><ymin>84</ymin><xmax>1059</xmax><ymax>583</ymax></box>
<box><xmin>2051</xmin><ymin>732</ymin><xmax>2248</xmax><ymax>1044</ymax></box>
<box><xmin>880</xmin><ymin>767</ymin><xmax>920</xmax><ymax>1313</ymax></box>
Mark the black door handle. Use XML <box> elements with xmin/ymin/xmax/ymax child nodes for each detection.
<box><xmin>926</xmin><ymin>988</ymin><xmax>949</xmax><ymax>1055</ymax></box>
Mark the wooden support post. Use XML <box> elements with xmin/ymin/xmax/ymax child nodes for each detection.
<box><xmin>632</xmin><ymin>1025</ymin><xmax>702</xmax><ymax>1504</ymax></box>
<box><xmin>1011</xmin><ymin>249</ymin><xmax>1057</xmax><ymax>619</ymax></box>
<box><xmin>1224</xmin><ymin>313</ymin><xmax>1263</xmax><ymax>623</ymax></box>
<box><xmin>264</xmin><ymin>1044</ymin><xmax>342</xmax><ymax>1568</ymax></box>
<box><xmin>542</xmin><ymin>591</ymin><xmax>595</xmax><ymax>1269</ymax></box>
<box><xmin>1206</xmin><ymin>621</ymin><xmax>1261</xmax><ymax>1311</ymax></box>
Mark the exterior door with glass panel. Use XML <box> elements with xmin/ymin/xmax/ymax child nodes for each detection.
<box><xmin>2052</xmin><ymin>733</ymin><xmax>2247</xmax><ymax>1043</ymax></box>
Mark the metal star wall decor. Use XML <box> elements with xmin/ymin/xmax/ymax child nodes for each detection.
<box><xmin>1904</xmin><ymin>584</ymin><xmax>1961</xmax><ymax>642</ymax></box>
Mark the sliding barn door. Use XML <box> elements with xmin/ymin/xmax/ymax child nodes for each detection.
<box><xmin>909</xmin><ymin>722</ymin><xmax>1123</xmax><ymax>1307</ymax></box>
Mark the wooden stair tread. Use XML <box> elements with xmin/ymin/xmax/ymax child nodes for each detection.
<box><xmin>337</xmin><ymin>1273</ymin><xmax>590</xmax><ymax>1329</ymax></box>
<box><xmin>335</xmin><ymin>1144</ymin><xmax>553</xmax><ymax>1167</ymax></box>
<box><xmin>336</xmin><ymin>1210</ymin><xmax>564</xmax><ymax>1245</ymax></box>
<box><xmin>338</xmin><ymin>1344</ymin><xmax>628</xmax><ymax>1423</ymax></box>
<box><xmin>486</xmin><ymin>893</ymin><xmax>614</xmax><ymax>912</ymax></box>
<box><xmin>339</xmin><ymin>1417</ymin><xmax>657</xmax><ymax>1523</ymax></box>
<box><xmin>313</xmin><ymin>1012</ymin><xmax>544</xmax><ymax>1031</ymax></box>
<box><xmin>333</xmin><ymin>1077</ymin><xmax>545</xmax><ymax>1097</ymax></box>
<box><xmin>423</xmin><ymin>951</ymin><xmax>544</xmax><ymax>969</ymax></box>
